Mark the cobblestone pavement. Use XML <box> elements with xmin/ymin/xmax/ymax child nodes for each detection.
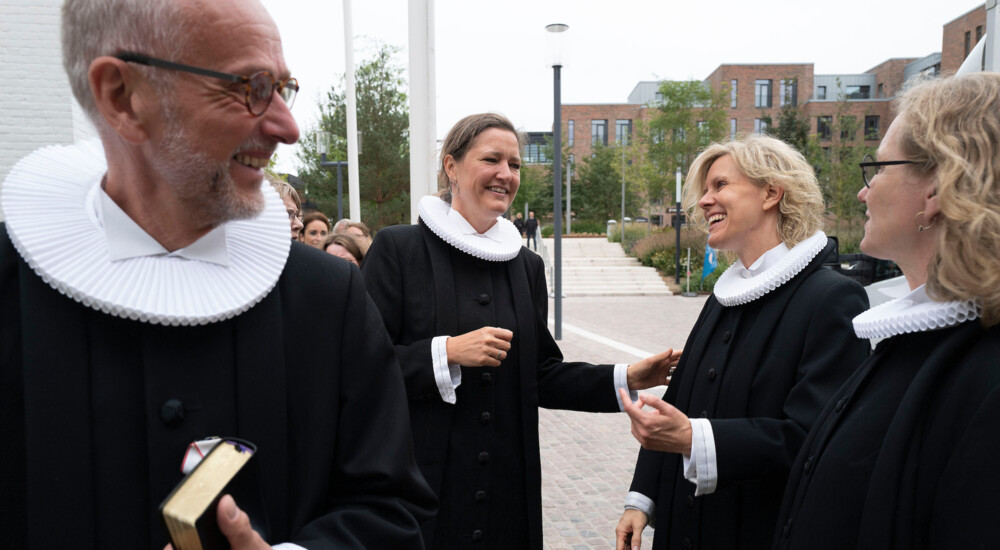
<box><xmin>540</xmin><ymin>294</ymin><xmax>707</xmax><ymax>550</ymax></box>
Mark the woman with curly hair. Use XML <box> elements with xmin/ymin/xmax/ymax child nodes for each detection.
<box><xmin>775</xmin><ymin>73</ymin><xmax>1000</xmax><ymax>549</ymax></box>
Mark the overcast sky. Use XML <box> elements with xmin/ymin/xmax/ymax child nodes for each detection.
<box><xmin>260</xmin><ymin>0</ymin><xmax>981</xmax><ymax>174</ymax></box>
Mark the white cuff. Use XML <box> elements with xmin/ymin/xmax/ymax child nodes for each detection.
<box><xmin>624</xmin><ymin>491</ymin><xmax>656</xmax><ymax>528</ymax></box>
<box><xmin>614</xmin><ymin>363</ymin><xmax>637</xmax><ymax>411</ymax></box>
<box><xmin>273</xmin><ymin>544</ymin><xmax>308</xmax><ymax>550</ymax></box>
<box><xmin>431</xmin><ymin>336</ymin><xmax>462</xmax><ymax>404</ymax></box>
<box><xmin>682</xmin><ymin>418</ymin><xmax>718</xmax><ymax>496</ymax></box>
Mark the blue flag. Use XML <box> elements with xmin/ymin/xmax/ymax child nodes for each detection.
<box><xmin>702</xmin><ymin>241</ymin><xmax>718</xmax><ymax>280</ymax></box>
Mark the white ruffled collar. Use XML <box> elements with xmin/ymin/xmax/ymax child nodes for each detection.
<box><xmin>712</xmin><ymin>231</ymin><xmax>827</xmax><ymax>307</ymax></box>
<box><xmin>418</xmin><ymin>196</ymin><xmax>522</xmax><ymax>262</ymax></box>
<box><xmin>1</xmin><ymin>139</ymin><xmax>290</xmax><ymax>326</ymax></box>
<box><xmin>853</xmin><ymin>283</ymin><xmax>980</xmax><ymax>339</ymax></box>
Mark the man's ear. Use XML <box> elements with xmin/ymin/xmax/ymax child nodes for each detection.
<box><xmin>88</xmin><ymin>56</ymin><xmax>152</xmax><ymax>144</ymax></box>
<box><xmin>762</xmin><ymin>184</ymin><xmax>784</xmax><ymax>212</ymax></box>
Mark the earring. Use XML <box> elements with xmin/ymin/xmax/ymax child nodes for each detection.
<box><xmin>915</xmin><ymin>210</ymin><xmax>936</xmax><ymax>232</ymax></box>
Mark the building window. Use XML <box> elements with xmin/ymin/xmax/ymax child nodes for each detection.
<box><xmin>816</xmin><ymin>86</ymin><xmax>827</xmax><ymax>100</ymax></box>
<box><xmin>755</xmin><ymin>79</ymin><xmax>772</xmax><ymax>108</ymax></box>
<box><xmin>591</xmin><ymin>119</ymin><xmax>607</xmax><ymax>146</ymax></box>
<box><xmin>877</xmin><ymin>83</ymin><xmax>884</xmax><ymax>98</ymax></box>
<box><xmin>730</xmin><ymin>79</ymin><xmax>738</xmax><ymax>108</ymax></box>
<box><xmin>977</xmin><ymin>25</ymin><xmax>984</xmax><ymax>43</ymax></box>
<box><xmin>817</xmin><ymin>116</ymin><xmax>832</xmax><ymax>140</ymax></box>
<box><xmin>845</xmin><ymin>85</ymin><xmax>870</xmax><ymax>99</ymax></box>
<box><xmin>779</xmin><ymin>78</ymin><xmax>797</xmax><ymax>107</ymax></box>
<box><xmin>965</xmin><ymin>31</ymin><xmax>972</xmax><ymax>57</ymax></box>
<box><xmin>753</xmin><ymin>118</ymin><xmax>768</xmax><ymax>135</ymax></box>
<box><xmin>655</xmin><ymin>92</ymin><xmax>664</xmax><ymax>103</ymax></box>
<box><xmin>730</xmin><ymin>118</ymin><xmax>737</xmax><ymax>140</ymax></box>
<box><xmin>524</xmin><ymin>143</ymin><xmax>548</xmax><ymax>164</ymax></box>
<box><xmin>615</xmin><ymin>119</ymin><xmax>632</xmax><ymax>146</ymax></box>
<box><xmin>567</xmin><ymin>120</ymin><xmax>574</xmax><ymax>147</ymax></box>
<box><xmin>864</xmin><ymin>116</ymin><xmax>880</xmax><ymax>140</ymax></box>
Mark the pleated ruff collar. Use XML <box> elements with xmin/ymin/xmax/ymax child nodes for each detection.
<box><xmin>853</xmin><ymin>283</ymin><xmax>980</xmax><ymax>339</ymax></box>
<box><xmin>1</xmin><ymin>139</ymin><xmax>290</xmax><ymax>326</ymax></box>
<box><xmin>712</xmin><ymin>231</ymin><xmax>828</xmax><ymax>307</ymax></box>
<box><xmin>417</xmin><ymin>196</ymin><xmax>522</xmax><ymax>262</ymax></box>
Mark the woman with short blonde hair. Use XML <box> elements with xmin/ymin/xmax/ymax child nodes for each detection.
<box><xmin>617</xmin><ymin>134</ymin><xmax>869</xmax><ymax>550</ymax></box>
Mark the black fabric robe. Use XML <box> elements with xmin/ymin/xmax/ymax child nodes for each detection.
<box><xmin>775</xmin><ymin>319</ymin><xmax>1000</xmax><ymax>549</ymax></box>
<box><xmin>628</xmin><ymin>239</ymin><xmax>870</xmax><ymax>550</ymax></box>
<box><xmin>362</xmin><ymin>222</ymin><xmax>621</xmax><ymax>550</ymax></box>
<box><xmin>0</xmin><ymin>228</ymin><xmax>437</xmax><ymax>549</ymax></box>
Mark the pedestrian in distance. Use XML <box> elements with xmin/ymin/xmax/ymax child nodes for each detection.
<box><xmin>525</xmin><ymin>210</ymin><xmax>538</xmax><ymax>250</ymax></box>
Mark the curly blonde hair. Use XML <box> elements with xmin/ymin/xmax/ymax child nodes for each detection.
<box><xmin>896</xmin><ymin>73</ymin><xmax>1000</xmax><ymax>327</ymax></box>
<box><xmin>682</xmin><ymin>135</ymin><xmax>824</xmax><ymax>248</ymax></box>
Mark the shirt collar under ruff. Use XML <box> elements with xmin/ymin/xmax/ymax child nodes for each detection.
<box><xmin>0</xmin><ymin>138</ymin><xmax>291</xmax><ymax>326</ymax></box>
<box><xmin>418</xmin><ymin>196</ymin><xmax>522</xmax><ymax>261</ymax></box>
<box><xmin>852</xmin><ymin>283</ymin><xmax>980</xmax><ymax>339</ymax></box>
<box><xmin>711</xmin><ymin>231</ymin><xmax>828</xmax><ymax>307</ymax></box>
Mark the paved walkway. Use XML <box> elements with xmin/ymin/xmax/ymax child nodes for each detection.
<box><xmin>540</xmin><ymin>294</ymin><xmax>707</xmax><ymax>550</ymax></box>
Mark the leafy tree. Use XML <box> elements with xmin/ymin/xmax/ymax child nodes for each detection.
<box><xmin>646</xmin><ymin>80</ymin><xmax>728</xmax><ymax>199</ymax></box>
<box><xmin>295</xmin><ymin>43</ymin><xmax>410</xmax><ymax>230</ymax></box>
<box><xmin>572</xmin><ymin>144</ymin><xmax>642</xmax><ymax>222</ymax></box>
<box><xmin>770</xmin><ymin>103</ymin><xmax>811</xmax><ymax>154</ymax></box>
<box><xmin>806</xmin><ymin>86</ymin><xmax>873</xmax><ymax>248</ymax></box>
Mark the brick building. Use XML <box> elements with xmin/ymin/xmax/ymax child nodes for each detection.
<box><xmin>540</xmin><ymin>5</ymin><xmax>984</xmax><ymax>227</ymax></box>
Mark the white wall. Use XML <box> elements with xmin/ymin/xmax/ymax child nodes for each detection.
<box><xmin>0</xmin><ymin>0</ymin><xmax>96</xmax><ymax>216</ymax></box>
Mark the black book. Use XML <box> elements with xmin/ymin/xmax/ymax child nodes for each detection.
<box><xmin>159</xmin><ymin>438</ymin><xmax>264</xmax><ymax>550</ymax></box>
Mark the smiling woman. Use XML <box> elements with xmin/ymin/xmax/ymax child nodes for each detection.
<box><xmin>362</xmin><ymin>112</ymin><xmax>682</xmax><ymax>549</ymax></box>
<box><xmin>616</xmin><ymin>135</ymin><xmax>869</xmax><ymax>550</ymax></box>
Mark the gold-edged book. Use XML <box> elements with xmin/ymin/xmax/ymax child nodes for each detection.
<box><xmin>160</xmin><ymin>438</ymin><xmax>257</xmax><ymax>550</ymax></box>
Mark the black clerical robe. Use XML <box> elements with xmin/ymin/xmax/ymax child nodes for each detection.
<box><xmin>628</xmin><ymin>239</ymin><xmax>870</xmax><ymax>550</ymax></box>
<box><xmin>775</xmin><ymin>320</ymin><xmax>1000</xmax><ymax>549</ymax></box>
<box><xmin>362</xmin><ymin>222</ymin><xmax>621</xmax><ymax>550</ymax></box>
<box><xmin>0</xmin><ymin>228</ymin><xmax>436</xmax><ymax>549</ymax></box>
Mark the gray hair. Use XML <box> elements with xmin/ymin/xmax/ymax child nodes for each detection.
<box><xmin>62</xmin><ymin>0</ymin><xmax>187</xmax><ymax>126</ymax></box>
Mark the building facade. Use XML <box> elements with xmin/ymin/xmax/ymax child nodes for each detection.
<box><xmin>550</xmin><ymin>5</ymin><xmax>981</xmax><ymax>227</ymax></box>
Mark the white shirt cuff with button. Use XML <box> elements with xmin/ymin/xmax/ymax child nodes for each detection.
<box><xmin>682</xmin><ymin>418</ymin><xmax>718</xmax><ymax>496</ymax></box>
<box><xmin>614</xmin><ymin>363</ymin><xmax>636</xmax><ymax>411</ymax></box>
<box><xmin>432</xmin><ymin>336</ymin><xmax>463</xmax><ymax>404</ymax></box>
<box><xmin>624</xmin><ymin>491</ymin><xmax>656</xmax><ymax>528</ymax></box>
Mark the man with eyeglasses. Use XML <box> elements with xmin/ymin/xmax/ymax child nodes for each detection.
<box><xmin>0</xmin><ymin>0</ymin><xmax>435</xmax><ymax>548</ymax></box>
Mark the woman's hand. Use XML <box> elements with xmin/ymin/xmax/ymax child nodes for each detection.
<box><xmin>446</xmin><ymin>326</ymin><xmax>514</xmax><ymax>367</ymax></box>
<box><xmin>626</xmin><ymin>348</ymin><xmax>682</xmax><ymax>390</ymax></box>
<box><xmin>619</xmin><ymin>388</ymin><xmax>693</xmax><ymax>455</ymax></box>
<box><xmin>615</xmin><ymin>508</ymin><xmax>649</xmax><ymax>550</ymax></box>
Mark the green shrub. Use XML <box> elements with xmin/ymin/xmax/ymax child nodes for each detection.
<box><xmin>567</xmin><ymin>219</ymin><xmax>605</xmax><ymax>235</ymax></box>
<box><xmin>541</xmin><ymin>225</ymin><xmax>553</xmax><ymax>238</ymax></box>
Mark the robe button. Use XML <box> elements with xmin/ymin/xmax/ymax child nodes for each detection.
<box><xmin>701</xmin><ymin>410</ymin><xmax>708</xmax><ymax>418</ymax></box>
<box><xmin>160</xmin><ymin>399</ymin><xmax>185</xmax><ymax>428</ymax></box>
<box><xmin>472</xmin><ymin>529</ymin><xmax>484</xmax><ymax>542</ymax></box>
<box><xmin>835</xmin><ymin>397</ymin><xmax>848</xmax><ymax>412</ymax></box>
<box><xmin>682</xmin><ymin>537</ymin><xmax>693</xmax><ymax>549</ymax></box>
<box><xmin>783</xmin><ymin>520</ymin><xmax>792</xmax><ymax>538</ymax></box>
<box><xmin>475</xmin><ymin>490</ymin><xmax>488</xmax><ymax>502</ymax></box>
<box><xmin>480</xmin><ymin>412</ymin><xmax>492</xmax><ymax>424</ymax></box>
<box><xmin>804</xmin><ymin>456</ymin><xmax>815</xmax><ymax>474</ymax></box>
<box><xmin>481</xmin><ymin>372</ymin><xmax>493</xmax><ymax>384</ymax></box>
<box><xmin>477</xmin><ymin>294</ymin><xmax>491</xmax><ymax>305</ymax></box>
<box><xmin>706</xmin><ymin>368</ymin><xmax>717</xmax><ymax>381</ymax></box>
<box><xmin>686</xmin><ymin>494</ymin><xmax>695</xmax><ymax>508</ymax></box>
<box><xmin>722</xmin><ymin>331</ymin><xmax>731</xmax><ymax>343</ymax></box>
<box><xmin>478</xmin><ymin>452</ymin><xmax>490</xmax><ymax>464</ymax></box>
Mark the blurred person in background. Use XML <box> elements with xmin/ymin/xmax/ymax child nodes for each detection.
<box><xmin>300</xmin><ymin>211</ymin><xmax>329</xmax><ymax>249</ymax></box>
<box><xmin>324</xmin><ymin>233</ymin><xmax>363</xmax><ymax>267</ymax></box>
